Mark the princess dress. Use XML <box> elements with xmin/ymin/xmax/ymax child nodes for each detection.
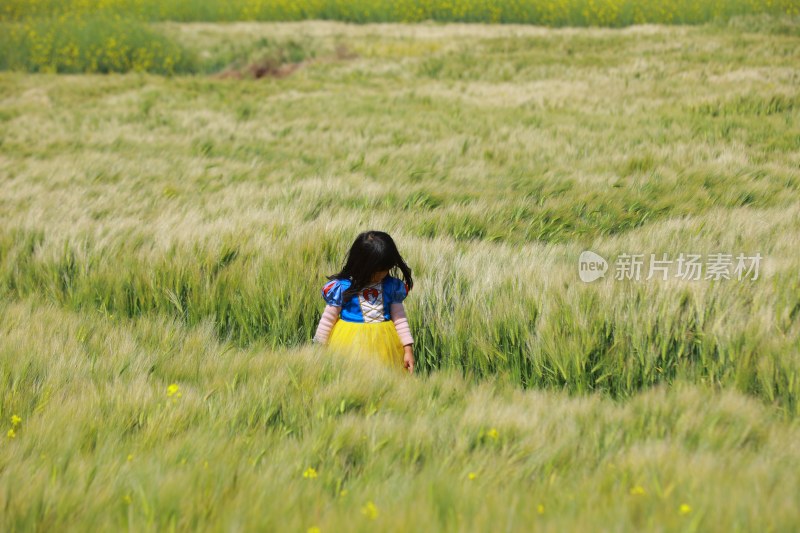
<box><xmin>314</xmin><ymin>275</ymin><xmax>413</xmax><ymax>372</ymax></box>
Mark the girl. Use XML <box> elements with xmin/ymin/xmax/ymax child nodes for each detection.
<box><xmin>313</xmin><ymin>231</ymin><xmax>415</xmax><ymax>374</ymax></box>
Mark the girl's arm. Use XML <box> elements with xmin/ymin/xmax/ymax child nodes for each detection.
<box><xmin>389</xmin><ymin>302</ymin><xmax>414</xmax><ymax>346</ymax></box>
<box><xmin>313</xmin><ymin>305</ymin><xmax>341</xmax><ymax>344</ymax></box>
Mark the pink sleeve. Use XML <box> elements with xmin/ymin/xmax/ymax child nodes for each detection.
<box><xmin>313</xmin><ymin>305</ymin><xmax>340</xmax><ymax>345</ymax></box>
<box><xmin>390</xmin><ymin>302</ymin><xmax>414</xmax><ymax>346</ymax></box>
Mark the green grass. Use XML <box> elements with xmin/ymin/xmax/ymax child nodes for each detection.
<box><xmin>1</xmin><ymin>0</ymin><xmax>798</xmax><ymax>25</ymax></box>
<box><xmin>1</xmin><ymin>14</ymin><xmax>799</xmax><ymax>532</ymax></box>
<box><xmin>0</xmin><ymin>14</ymin><xmax>197</xmax><ymax>74</ymax></box>
<box><xmin>2</xmin><ymin>0</ymin><xmax>798</xmax><ymax>75</ymax></box>
<box><xmin>1</xmin><ymin>297</ymin><xmax>799</xmax><ymax>531</ymax></box>
<box><xmin>0</xmin><ymin>13</ymin><xmax>323</xmax><ymax>74</ymax></box>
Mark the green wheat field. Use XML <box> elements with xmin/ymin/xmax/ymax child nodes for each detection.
<box><xmin>1</xmin><ymin>4</ymin><xmax>800</xmax><ymax>532</ymax></box>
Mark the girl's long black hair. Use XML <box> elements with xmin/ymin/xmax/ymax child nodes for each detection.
<box><xmin>327</xmin><ymin>230</ymin><xmax>413</xmax><ymax>302</ymax></box>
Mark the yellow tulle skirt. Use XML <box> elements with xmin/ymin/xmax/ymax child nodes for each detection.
<box><xmin>327</xmin><ymin>319</ymin><xmax>406</xmax><ymax>373</ymax></box>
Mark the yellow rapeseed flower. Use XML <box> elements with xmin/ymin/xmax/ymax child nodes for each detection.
<box><xmin>340</xmin><ymin>489</ymin><xmax>348</xmax><ymax>497</ymax></box>
<box><xmin>303</xmin><ymin>466</ymin><xmax>318</xmax><ymax>478</ymax></box>
<box><xmin>630</xmin><ymin>485</ymin><xmax>646</xmax><ymax>496</ymax></box>
<box><xmin>468</xmin><ymin>472</ymin><xmax>477</xmax><ymax>480</ymax></box>
<box><xmin>487</xmin><ymin>428</ymin><xmax>499</xmax><ymax>440</ymax></box>
<box><xmin>537</xmin><ymin>504</ymin><xmax>545</xmax><ymax>515</ymax></box>
<box><xmin>7</xmin><ymin>428</ymin><xmax>16</xmax><ymax>439</ymax></box>
<box><xmin>127</xmin><ymin>454</ymin><xmax>134</xmax><ymax>462</ymax></box>
<box><xmin>11</xmin><ymin>415</ymin><xmax>22</xmax><ymax>426</ymax></box>
<box><xmin>679</xmin><ymin>503</ymin><xmax>692</xmax><ymax>515</ymax></box>
<box><xmin>361</xmin><ymin>500</ymin><xmax>379</xmax><ymax>520</ymax></box>
<box><xmin>167</xmin><ymin>383</ymin><xmax>179</xmax><ymax>396</ymax></box>
<box><xmin>307</xmin><ymin>527</ymin><xmax>321</xmax><ymax>533</ymax></box>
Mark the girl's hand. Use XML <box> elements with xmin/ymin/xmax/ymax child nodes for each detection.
<box><xmin>403</xmin><ymin>344</ymin><xmax>415</xmax><ymax>374</ymax></box>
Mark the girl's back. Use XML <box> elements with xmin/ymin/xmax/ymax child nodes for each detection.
<box><xmin>312</xmin><ymin>231</ymin><xmax>415</xmax><ymax>374</ymax></box>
